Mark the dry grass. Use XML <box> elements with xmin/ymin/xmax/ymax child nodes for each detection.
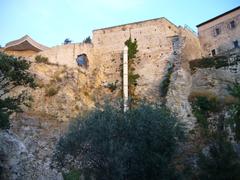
<box><xmin>45</xmin><ymin>85</ymin><xmax>60</xmax><ymax>97</ymax></box>
<box><xmin>189</xmin><ymin>90</ymin><xmax>217</xmax><ymax>102</ymax></box>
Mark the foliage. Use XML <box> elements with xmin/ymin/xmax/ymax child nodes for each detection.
<box><xmin>197</xmin><ymin>136</ymin><xmax>240</xmax><ymax>180</ymax></box>
<box><xmin>124</xmin><ymin>37</ymin><xmax>140</xmax><ymax>105</ymax></box>
<box><xmin>35</xmin><ymin>55</ymin><xmax>49</xmax><ymax>64</ymax></box>
<box><xmin>125</xmin><ymin>37</ymin><xmax>138</xmax><ymax>60</ymax></box>
<box><xmin>54</xmin><ymin>103</ymin><xmax>185</xmax><ymax>180</ymax></box>
<box><xmin>188</xmin><ymin>83</ymin><xmax>240</xmax><ymax>179</ymax></box>
<box><xmin>64</xmin><ymin>38</ymin><xmax>72</xmax><ymax>45</ymax></box>
<box><xmin>189</xmin><ymin>55</ymin><xmax>240</xmax><ymax>74</ymax></box>
<box><xmin>45</xmin><ymin>85</ymin><xmax>59</xmax><ymax>97</ymax></box>
<box><xmin>106</xmin><ymin>81</ymin><xmax>117</xmax><ymax>92</ymax></box>
<box><xmin>190</xmin><ymin>94</ymin><xmax>219</xmax><ymax>136</ymax></box>
<box><xmin>63</xmin><ymin>170</ymin><xmax>81</xmax><ymax>180</ymax></box>
<box><xmin>160</xmin><ymin>63</ymin><xmax>174</xmax><ymax>97</ymax></box>
<box><xmin>82</xmin><ymin>36</ymin><xmax>92</xmax><ymax>44</ymax></box>
<box><xmin>228</xmin><ymin>82</ymin><xmax>240</xmax><ymax>142</ymax></box>
<box><xmin>0</xmin><ymin>52</ymin><xmax>35</xmax><ymax>129</ymax></box>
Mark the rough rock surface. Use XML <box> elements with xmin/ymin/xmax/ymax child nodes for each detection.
<box><xmin>166</xmin><ymin>35</ymin><xmax>197</xmax><ymax>130</ymax></box>
<box><xmin>191</xmin><ymin>65</ymin><xmax>240</xmax><ymax>97</ymax></box>
<box><xmin>167</xmin><ymin>68</ymin><xmax>196</xmax><ymax>130</ymax></box>
<box><xmin>0</xmin><ymin>117</ymin><xmax>64</xmax><ymax>180</ymax></box>
<box><xmin>25</xmin><ymin>63</ymin><xmax>121</xmax><ymax>121</ymax></box>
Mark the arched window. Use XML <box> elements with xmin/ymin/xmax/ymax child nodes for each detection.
<box><xmin>76</xmin><ymin>54</ymin><xmax>88</xmax><ymax>68</ymax></box>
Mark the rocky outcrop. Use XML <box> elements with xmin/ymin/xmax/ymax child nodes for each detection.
<box><xmin>191</xmin><ymin>63</ymin><xmax>240</xmax><ymax>97</ymax></box>
<box><xmin>166</xmin><ymin>69</ymin><xmax>196</xmax><ymax>130</ymax></box>
<box><xmin>0</xmin><ymin>127</ymin><xmax>63</xmax><ymax>180</ymax></box>
<box><xmin>166</xmin><ymin>31</ymin><xmax>199</xmax><ymax>130</ymax></box>
<box><xmin>23</xmin><ymin>62</ymin><xmax>121</xmax><ymax>121</ymax></box>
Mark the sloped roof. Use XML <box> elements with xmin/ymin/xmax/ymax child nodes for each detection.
<box><xmin>4</xmin><ymin>35</ymin><xmax>48</xmax><ymax>52</ymax></box>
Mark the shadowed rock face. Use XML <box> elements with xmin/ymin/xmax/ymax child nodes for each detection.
<box><xmin>0</xmin><ymin>114</ymin><xmax>65</xmax><ymax>180</ymax></box>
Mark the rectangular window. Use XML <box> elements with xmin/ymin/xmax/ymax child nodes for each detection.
<box><xmin>233</xmin><ymin>40</ymin><xmax>239</xmax><ymax>48</ymax></box>
<box><xmin>213</xmin><ymin>28</ymin><xmax>221</xmax><ymax>37</ymax></box>
<box><xmin>215</xmin><ymin>28</ymin><xmax>220</xmax><ymax>35</ymax></box>
<box><xmin>230</xmin><ymin>21</ymin><xmax>236</xmax><ymax>29</ymax></box>
<box><xmin>211</xmin><ymin>49</ymin><xmax>216</xmax><ymax>56</ymax></box>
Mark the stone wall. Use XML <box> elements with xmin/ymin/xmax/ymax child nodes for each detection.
<box><xmin>92</xmin><ymin>18</ymin><xmax>181</xmax><ymax>100</ymax></box>
<box><xmin>4</xmin><ymin>50</ymin><xmax>38</xmax><ymax>58</ymax></box>
<box><xmin>179</xmin><ymin>27</ymin><xmax>202</xmax><ymax>62</ymax></box>
<box><xmin>36</xmin><ymin>43</ymin><xmax>94</xmax><ymax>69</ymax></box>
<box><xmin>32</xmin><ymin>17</ymin><xmax>201</xmax><ymax>101</ymax></box>
<box><xmin>198</xmin><ymin>8</ymin><xmax>240</xmax><ymax>56</ymax></box>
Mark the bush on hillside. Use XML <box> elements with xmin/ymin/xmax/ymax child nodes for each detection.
<box><xmin>54</xmin><ymin>103</ymin><xmax>185</xmax><ymax>180</ymax></box>
<box><xmin>0</xmin><ymin>52</ymin><xmax>35</xmax><ymax>129</ymax></box>
<box><xmin>35</xmin><ymin>55</ymin><xmax>49</xmax><ymax>64</ymax></box>
<box><xmin>197</xmin><ymin>136</ymin><xmax>240</xmax><ymax>180</ymax></box>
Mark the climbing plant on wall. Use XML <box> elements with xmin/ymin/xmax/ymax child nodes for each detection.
<box><xmin>124</xmin><ymin>37</ymin><xmax>140</xmax><ymax>106</ymax></box>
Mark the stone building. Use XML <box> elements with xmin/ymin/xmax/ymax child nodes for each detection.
<box><xmin>197</xmin><ymin>6</ymin><xmax>240</xmax><ymax>57</ymax></box>
<box><xmin>36</xmin><ymin>17</ymin><xmax>201</xmax><ymax>101</ymax></box>
<box><xmin>3</xmin><ymin>17</ymin><xmax>201</xmax><ymax>101</ymax></box>
<box><xmin>3</xmin><ymin>35</ymin><xmax>48</xmax><ymax>57</ymax></box>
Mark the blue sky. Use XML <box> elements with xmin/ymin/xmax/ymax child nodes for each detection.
<box><xmin>0</xmin><ymin>0</ymin><xmax>239</xmax><ymax>47</ymax></box>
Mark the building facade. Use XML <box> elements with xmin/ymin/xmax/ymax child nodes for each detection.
<box><xmin>197</xmin><ymin>6</ymin><xmax>240</xmax><ymax>57</ymax></box>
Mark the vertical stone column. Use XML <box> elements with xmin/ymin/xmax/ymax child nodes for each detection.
<box><xmin>123</xmin><ymin>46</ymin><xmax>129</xmax><ymax>112</ymax></box>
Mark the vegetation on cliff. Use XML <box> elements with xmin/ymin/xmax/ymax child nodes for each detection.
<box><xmin>54</xmin><ymin>103</ymin><xmax>184</xmax><ymax>180</ymax></box>
<box><xmin>0</xmin><ymin>52</ymin><xmax>36</xmax><ymax>129</ymax></box>
<box><xmin>189</xmin><ymin>54</ymin><xmax>240</xmax><ymax>74</ymax></box>
<box><xmin>124</xmin><ymin>37</ymin><xmax>140</xmax><ymax>106</ymax></box>
<box><xmin>188</xmin><ymin>82</ymin><xmax>240</xmax><ymax>179</ymax></box>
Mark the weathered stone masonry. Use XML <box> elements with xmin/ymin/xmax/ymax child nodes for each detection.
<box><xmin>35</xmin><ymin>17</ymin><xmax>201</xmax><ymax>100</ymax></box>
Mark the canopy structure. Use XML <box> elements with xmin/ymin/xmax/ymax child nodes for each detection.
<box><xmin>4</xmin><ymin>35</ymin><xmax>48</xmax><ymax>52</ymax></box>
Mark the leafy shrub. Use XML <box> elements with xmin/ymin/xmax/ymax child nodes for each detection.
<box><xmin>160</xmin><ymin>63</ymin><xmax>174</xmax><ymax>97</ymax></box>
<box><xmin>54</xmin><ymin>103</ymin><xmax>185</xmax><ymax>180</ymax></box>
<box><xmin>106</xmin><ymin>82</ymin><xmax>117</xmax><ymax>92</ymax></box>
<box><xmin>197</xmin><ymin>137</ymin><xmax>240</xmax><ymax>180</ymax></box>
<box><xmin>125</xmin><ymin>37</ymin><xmax>138</xmax><ymax>60</ymax></box>
<box><xmin>189</xmin><ymin>93</ymin><xmax>220</xmax><ymax>136</ymax></box>
<box><xmin>189</xmin><ymin>55</ymin><xmax>240</xmax><ymax>74</ymax></box>
<box><xmin>64</xmin><ymin>38</ymin><xmax>72</xmax><ymax>45</ymax></box>
<box><xmin>82</xmin><ymin>36</ymin><xmax>92</xmax><ymax>44</ymax></box>
<box><xmin>45</xmin><ymin>85</ymin><xmax>59</xmax><ymax>97</ymax></box>
<box><xmin>63</xmin><ymin>170</ymin><xmax>81</xmax><ymax>180</ymax></box>
<box><xmin>0</xmin><ymin>52</ymin><xmax>35</xmax><ymax>129</ymax></box>
<box><xmin>124</xmin><ymin>37</ymin><xmax>140</xmax><ymax>105</ymax></box>
<box><xmin>35</xmin><ymin>55</ymin><xmax>49</xmax><ymax>64</ymax></box>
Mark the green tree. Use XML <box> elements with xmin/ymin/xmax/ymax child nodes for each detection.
<box><xmin>82</xmin><ymin>36</ymin><xmax>92</xmax><ymax>44</ymax></box>
<box><xmin>64</xmin><ymin>38</ymin><xmax>72</xmax><ymax>45</ymax></box>
<box><xmin>54</xmin><ymin>103</ymin><xmax>185</xmax><ymax>180</ymax></box>
<box><xmin>0</xmin><ymin>52</ymin><xmax>35</xmax><ymax>129</ymax></box>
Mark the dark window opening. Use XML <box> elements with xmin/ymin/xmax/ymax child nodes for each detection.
<box><xmin>215</xmin><ymin>28</ymin><xmax>220</xmax><ymax>36</ymax></box>
<box><xmin>76</xmin><ymin>54</ymin><xmax>89</xmax><ymax>68</ymax></box>
<box><xmin>230</xmin><ymin>21</ymin><xmax>236</xmax><ymax>29</ymax></box>
<box><xmin>233</xmin><ymin>40</ymin><xmax>239</xmax><ymax>48</ymax></box>
<box><xmin>211</xmin><ymin>49</ymin><xmax>216</xmax><ymax>56</ymax></box>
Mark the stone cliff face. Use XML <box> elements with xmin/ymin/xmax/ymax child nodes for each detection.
<box><xmin>166</xmin><ymin>28</ymin><xmax>202</xmax><ymax>130</ymax></box>
<box><xmin>0</xmin><ymin>123</ymin><xmax>63</xmax><ymax>180</ymax></box>
<box><xmin>27</xmin><ymin>62</ymin><xmax>122</xmax><ymax>121</ymax></box>
<box><xmin>3</xmin><ymin>19</ymin><xmax>240</xmax><ymax>178</ymax></box>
